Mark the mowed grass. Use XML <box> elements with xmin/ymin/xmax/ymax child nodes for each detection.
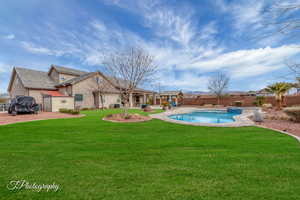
<box><xmin>0</xmin><ymin>109</ymin><xmax>300</xmax><ymax>200</ymax></box>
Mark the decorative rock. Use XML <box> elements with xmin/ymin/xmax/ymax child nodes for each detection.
<box><xmin>253</xmin><ymin>110</ymin><xmax>264</xmax><ymax>122</ymax></box>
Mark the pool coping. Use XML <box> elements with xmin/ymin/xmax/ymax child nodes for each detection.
<box><xmin>150</xmin><ymin>107</ymin><xmax>256</xmax><ymax>127</ymax></box>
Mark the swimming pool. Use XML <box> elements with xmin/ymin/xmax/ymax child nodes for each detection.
<box><xmin>168</xmin><ymin>110</ymin><xmax>241</xmax><ymax>123</ymax></box>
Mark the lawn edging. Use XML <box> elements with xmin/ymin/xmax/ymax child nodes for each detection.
<box><xmin>256</xmin><ymin>124</ymin><xmax>300</xmax><ymax>143</ymax></box>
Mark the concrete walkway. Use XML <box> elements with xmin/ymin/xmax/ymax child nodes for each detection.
<box><xmin>0</xmin><ymin>112</ymin><xmax>84</xmax><ymax>125</ymax></box>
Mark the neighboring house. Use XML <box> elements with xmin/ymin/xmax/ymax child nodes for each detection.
<box><xmin>0</xmin><ymin>93</ymin><xmax>10</xmax><ymax>103</ymax></box>
<box><xmin>8</xmin><ymin>65</ymin><xmax>154</xmax><ymax>111</ymax></box>
<box><xmin>256</xmin><ymin>89</ymin><xmax>274</xmax><ymax>97</ymax></box>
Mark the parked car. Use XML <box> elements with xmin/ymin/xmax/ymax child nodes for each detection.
<box><xmin>8</xmin><ymin>96</ymin><xmax>39</xmax><ymax>115</ymax></box>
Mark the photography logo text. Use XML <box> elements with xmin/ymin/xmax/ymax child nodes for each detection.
<box><xmin>7</xmin><ymin>180</ymin><xmax>59</xmax><ymax>192</ymax></box>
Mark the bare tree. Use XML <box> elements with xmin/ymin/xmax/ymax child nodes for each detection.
<box><xmin>208</xmin><ymin>72</ymin><xmax>230</xmax><ymax>105</ymax></box>
<box><xmin>263</xmin><ymin>2</ymin><xmax>300</xmax><ymax>76</ymax></box>
<box><xmin>286</xmin><ymin>60</ymin><xmax>300</xmax><ymax>78</ymax></box>
<box><xmin>103</xmin><ymin>47</ymin><xmax>157</xmax><ymax>116</ymax></box>
<box><xmin>264</xmin><ymin>2</ymin><xmax>300</xmax><ymax>35</ymax></box>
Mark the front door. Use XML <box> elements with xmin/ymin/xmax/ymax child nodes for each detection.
<box><xmin>93</xmin><ymin>92</ymin><xmax>99</xmax><ymax>108</ymax></box>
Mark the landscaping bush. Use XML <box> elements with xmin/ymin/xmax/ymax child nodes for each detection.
<box><xmin>234</xmin><ymin>101</ymin><xmax>242</xmax><ymax>107</ymax></box>
<box><xmin>253</xmin><ymin>96</ymin><xmax>265</xmax><ymax>106</ymax></box>
<box><xmin>284</xmin><ymin>107</ymin><xmax>300</xmax><ymax>122</ymax></box>
<box><xmin>141</xmin><ymin>104</ymin><xmax>148</xmax><ymax>109</ymax></box>
<box><xmin>59</xmin><ymin>108</ymin><xmax>80</xmax><ymax>115</ymax></box>
<box><xmin>161</xmin><ymin>101</ymin><xmax>169</xmax><ymax>110</ymax></box>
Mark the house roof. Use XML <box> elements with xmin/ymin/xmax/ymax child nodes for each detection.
<box><xmin>13</xmin><ymin>67</ymin><xmax>57</xmax><ymax>90</ymax></box>
<box><xmin>56</xmin><ymin>72</ymin><xmax>95</xmax><ymax>86</ymax></box>
<box><xmin>106</xmin><ymin>76</ymin><xmax>154</xmax><ymax>93</ymax></box>
<box><xmin>42</xmin><ymin>91</ymin><xmax>68</xmax><ymax>97</ymax></box>
<box><xmin>57</xmin><ymin>71</ymin><xmax>153</xmax><ymax>93</ymax></box>
<box><xmin>8</xmin><ymin>65</ymin><xmax>154</xmax><ymax>94</ymax></box>
<box><xmin>159</xmin><ymin>91</ymin><xmax>181</xmax><ymax>95</ymax></box>
<box><xmin>49</xmin><ymin>65</ymin><xmax>87</xmax><ymax>76</ymax></box>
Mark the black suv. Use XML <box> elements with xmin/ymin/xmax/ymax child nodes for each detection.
<box><xmin>8</xmin><ymin>96</ymin><xmax>39</xmax><ymax>115</ymax></box>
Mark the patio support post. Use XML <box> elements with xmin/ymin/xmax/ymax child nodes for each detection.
<box><xmin>129</xmin><ymin>93</ymin><xmax>133</xmax><ymax>107</ymax></box>
<box><xmin>153</xmin><ymin>93</ymin><xmax>156</xmax><ymax>105</ymax></box>
<box><xmin>143</xmin><ymin>93</ymin><xmax>147</xmax><ymax>104</ymax></box>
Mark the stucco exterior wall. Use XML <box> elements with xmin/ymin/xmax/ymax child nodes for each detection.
<box><xmin>58</xmin><ymin>86</ymin><xmax>72</xmax><ymax>96</ymax></box>
<box><xmin>28</xmin><ymin>89</ymin><xmax>44</xmax><ymax>105</ymax></box>
<box><xmin>102</xmin><ymin>94</ymin><xmax>121</xmax><ymax>108</ymax></box>
<box><xmin>51</xmin><ymin>97</ymin><xmax>74</xmax><ymax>112</ymax></box>
<box><xmin>72</xmin><ymin>76</ymin><xmax>98</xmax><ymax>109</ymax></box>
<box><xmin>9</xmin><ymin>75</ymin><xmax>28</xmax><ymax>98</ymax></box>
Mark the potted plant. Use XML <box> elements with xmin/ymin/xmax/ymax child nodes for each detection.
<box><xmin>161</xmin><ymin>101</ymin><xmax>169</xmax><ymax>110</ymax></box>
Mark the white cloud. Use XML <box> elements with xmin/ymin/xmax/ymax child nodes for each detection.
<box><xmin>158</xmin><ymin>71</ymin><xmax>210</xmax><ymax>91</ymax></box>
<box><xmin>186</xmin><ymin>45</ymin><xmax>300</xmax><ymax>78</ymax></box>
<box><xmin>16</xmin><ymin>0</ymin><xmax>300</xmax><ymax>91</ymax></box>
<box><xmin>21</xmin><ymin>41</ymin><xmax>64</xmax><ymax>56</ymax></box>
<box><xmin>232</xmin><ymin>1</ymin><xmax>264</xmax><ymax>32</ymax></box>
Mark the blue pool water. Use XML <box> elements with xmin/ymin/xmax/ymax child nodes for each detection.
<box><xmin>168</xmin><ymin>110</ymin><xmax>241</xmax><ymax>123</ymax></box>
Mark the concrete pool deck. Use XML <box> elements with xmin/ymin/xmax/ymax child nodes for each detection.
<box><xmin>150</xmin><ymin>107</ymin><xmax>256</xmax><ymax>127</ymax></box>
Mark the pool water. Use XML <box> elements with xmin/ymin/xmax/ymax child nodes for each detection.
<box><xmin>168</xmin><ymin>110</ymin><xmax>240</xmax><ymax>123</ymax></box>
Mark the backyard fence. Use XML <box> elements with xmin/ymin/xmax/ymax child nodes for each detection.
<box><xmin>181</xmin><ymin>95</ymin><xmax>300</xmax><ymax>107</ymax></box>
<box><xmin>0</xmin><ymin>103</ymin><xmax>8</xmax><ymax>112</ymax></box>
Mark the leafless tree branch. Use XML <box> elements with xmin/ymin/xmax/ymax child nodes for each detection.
<box><xmin>103</xmin><ymin>47</ymin><xmax>157</xmax><ymax>115</ymax></box>
<box><xmin>208</xmin><ymin>72</ymin><xmax>230</xmax><ymax>105</ymax></box>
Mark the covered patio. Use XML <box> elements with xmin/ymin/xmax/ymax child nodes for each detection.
<box><xmin>155</xmin><ymin>91</ymin><xmax>183</xmax><ymax>106</ymax></box>
<box><xmin>129</xmin><ymin>89</ymin><xmax>156</xmax><ymax>107</ymax></box>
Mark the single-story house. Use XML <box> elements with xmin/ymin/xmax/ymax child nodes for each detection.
<box><xmin>155</xmin><ymin>91</ymin><xmax>183</xmax><ymax>105</ymax></box>
<box><xmin>0</xmin><ymin>93</ymin><xmax>10</xmax><ymax>103</ymax></box>
<box><xmin>8</xmin><ymin>65</ymin><xmax>155</xmax><ymax>111</ymax></box>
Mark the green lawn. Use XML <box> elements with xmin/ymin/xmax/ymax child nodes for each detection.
<box><xmin>1</xmin><ymin>109</ymin><xmax>300</xmax><ymax>200</ymax></box>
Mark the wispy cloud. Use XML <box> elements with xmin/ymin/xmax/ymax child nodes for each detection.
<box><xmin>9</xmin><ymin>0</ymin><xmax>300</xmax><ymax>91</ymax></box>
<box><xmin>187</xmin><ymin>45</ymin><xmax>300</xmax><ymax>78</ymax></box>
<box><xmin>3</xmin><ymin>34</ymin><xmax>15</xmax><ymax>40</ymax></box>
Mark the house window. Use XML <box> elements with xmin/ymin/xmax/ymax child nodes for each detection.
<box><xmin>75</xmin><ymin>94</ymin><xmax>83</xmax><ymax>102</ymax></box>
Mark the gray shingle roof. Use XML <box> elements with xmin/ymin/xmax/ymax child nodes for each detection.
<box><xmin>56</xmin><ymin>72</ymin><xmax>95</xmax><ymax>86</ymax></box>
<box><xmin>13</xmin><ymin>66</ymin><xmax>153</xmax><ymax>94</ymax></box>
<box><xmin>51</xmin><ymin>65</ymin><xmax>87</xmax><ymax>76</ymax></box>
<box><xmin>15</xmin><ymin>67</ymin><xmax>57</xmax><ymax>90</ymax></box>
<box><xmin>56</xmin><ymin>72</ymin><xmax>120</xmax><ymax>93</ymax></box>
<box><xmin>106</xmin><ymin>76</ymin><xmax>154</xmax><ymax>93</ymax></box>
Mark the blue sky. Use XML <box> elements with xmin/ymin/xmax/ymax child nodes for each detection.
<box><xmin>1</xmin><ymin>0</ymin><xmax>300</xmax><ymax>93</ymax></box>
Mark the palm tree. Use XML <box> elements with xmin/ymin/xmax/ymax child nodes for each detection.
<box><xmin>265</xmin><ymin>82</ymin><xmax>293</xmax><ymax>110</ymax></box>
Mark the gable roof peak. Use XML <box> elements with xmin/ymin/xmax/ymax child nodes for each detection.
<box><xmin>49</xmin><ymin>64</ymin><xmax>87</xmax><ymax>76</ymax></box>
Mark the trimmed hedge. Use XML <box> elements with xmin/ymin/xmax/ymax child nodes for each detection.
<box><xmin>59</xmin><ymin>108</ymin><xmax>80</xmax><ymax>115</ymax></box>
<box><xmin>284</xmin><ymin>107</ymin><xmax>300</xmax><ymax>122</ymax></box>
